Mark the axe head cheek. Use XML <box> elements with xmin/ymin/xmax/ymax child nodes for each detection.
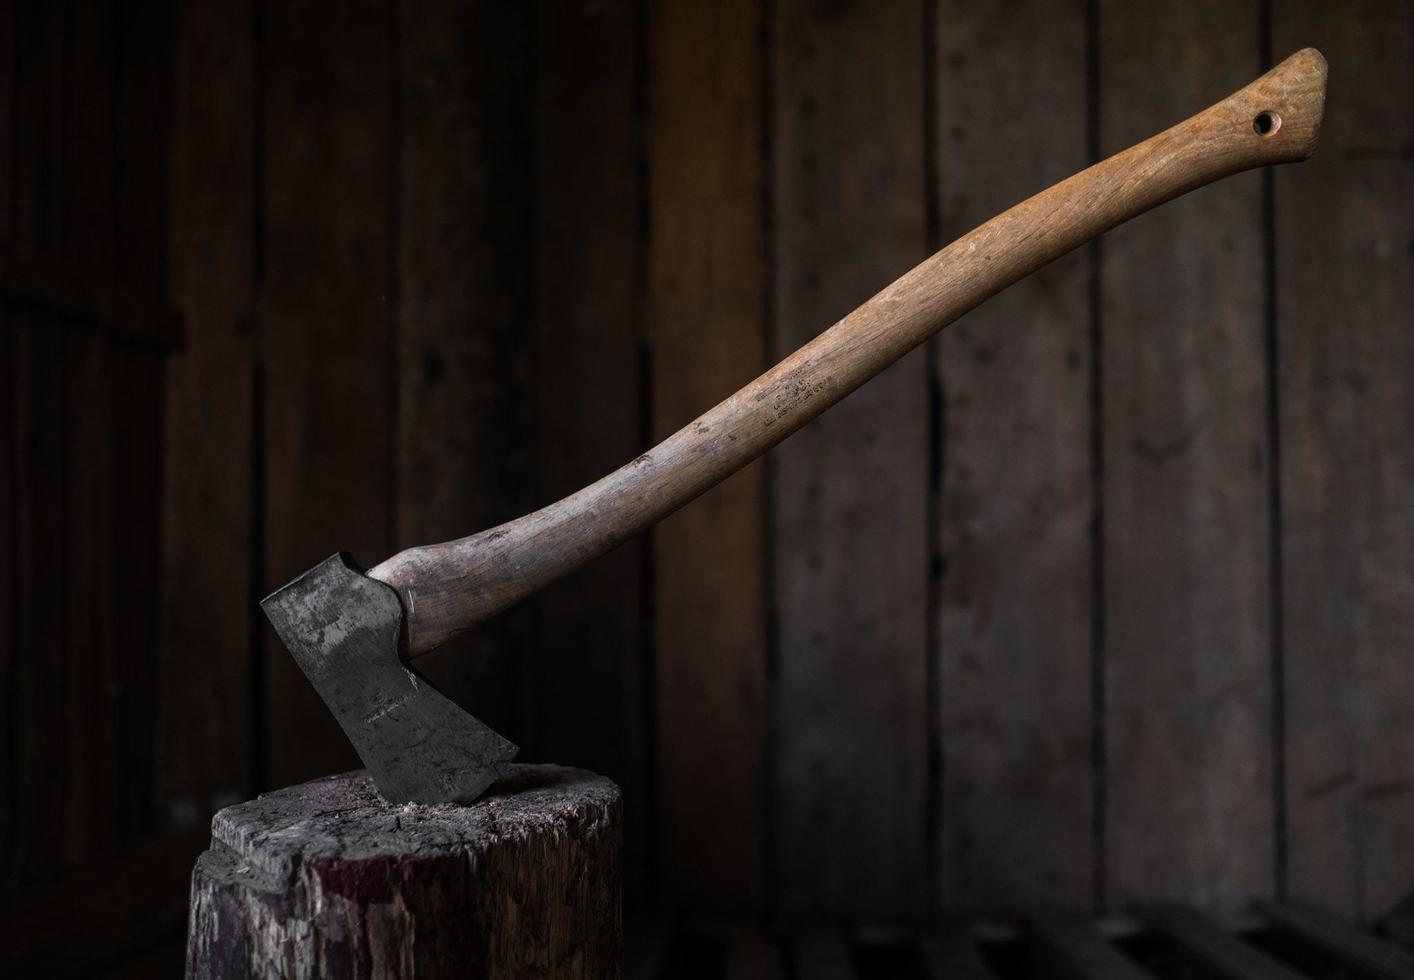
<box><xmin>260</xmin><ymin>553</ymin><xmax>519</xmax><ymax>804</ymax></box>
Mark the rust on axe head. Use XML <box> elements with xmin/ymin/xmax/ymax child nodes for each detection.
<box><xmin>260</xmin><ymin>553</ymin><xmax>518</xmax><ymax>804</ymax></box>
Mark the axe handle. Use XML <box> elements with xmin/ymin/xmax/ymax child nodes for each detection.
<box><xmin>371</xmin><ymin>47</ymin><xmax>1327</xmax><ymax>658</ymax></box>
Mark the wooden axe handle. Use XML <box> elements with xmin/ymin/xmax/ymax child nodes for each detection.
<box><xmin>370</xmin><ymin>47</ymin><xmax>1327</xmax><ymax>658</ymax></box>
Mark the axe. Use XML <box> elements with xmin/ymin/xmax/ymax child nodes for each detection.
<box><xmin>263</xmin><ymin>49</ymin><xmax>1327</xmax><ymax>804</ymax></box>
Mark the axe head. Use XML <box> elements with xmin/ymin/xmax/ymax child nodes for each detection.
<box><xmin>260</xmin><ymin>553</ymin><xmax>518</xmax><ymax>804</ymax></box>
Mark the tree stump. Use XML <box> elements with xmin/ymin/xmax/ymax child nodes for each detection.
<box><xmin>185</xmin><ymin>765</ymin><xmax>621</xmax><ymax>979</ymax></box>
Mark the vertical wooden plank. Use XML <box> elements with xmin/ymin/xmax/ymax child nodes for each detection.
<box><xmin>1382</xmin><ymin>893</ymin><xmax>1414</xmax><ymax>948</ymax></box>
<box><xmin>532</xmin><ymin>0</ymin><xmax>647</xmax><ymax>896</ymax></box>
<box><xmin>262</xmin><ymin>0</ymin><xmax>392</xmax><ymax>788</ymax></box>
<box><xmin>647</xmin><ymin>0</ymin><xmax>767</xmax><ymax>912</ymax></box>
<box><xmin>11</xmin><ymin>1</ymin><xmax>63</xmax><ymax>259</ymax></box>
<box><xmin>725</xmin><ymin>925</ymin><xmax>785</xmax><ymax>980</ymax></box>
<box><xmin>4</xmin><ymin>829</ymin><xmax>207</xmax><ymax>976</ymax></box>
<box><xmin>0</xmin><ymin>374</ymin><xmax>7</xmax><ymax>887</ymax></box>
<box><xmin>63</xmin><ymin>326</ymin><xmax>118</xmax><ymax>858</ymax></box>
<box><xmin>772</xmin><ymin>0</ymin><xmax>929</xmax><ymax>921</ymax></box>
<box><xmin>933</xmin><ymin>0</ymin><xmax>1093</xmax><ymax>911</ymax></box>
<box><xmin>64</xmin><ymin>0</ymin><xmax>117</xmax><ymax>266</ymax></box>
<box><xmin>0</xmin><ymin>0</ymin><xmax>19</xmax><ymax>890</ymax></box>
<box><xmin>111</xmin><ymin>0</ymin><xmax>173</xmax><ymax>837</ymax></box>
<box><xmin>1256</xmin><ymin>901</ymin><xmax>1414</xmax><ymax>978</ymax></box>
<box><xmin>9</xmin><ymin>322</ymin><xmax>67</xmax><ymax>889</ymax></box>
<box><xmin>8</xmin><ymin>0</ymin><xmax>175</xmax><ymax>893</ymax></box>
<box><xmin>792</xmin><ymin>935</ymin><xmax>856</xmax><ymax>980</ymax></box>
<box><xmin>1100</xmin><ymin>2</ymin><xmax>1273</xmax><ymax>911</ymax></box>
<box><xmin>159</xmin><ymin>0</ymin><xmax>255</xmax><ymax>828</ymax></box>
<box><xmin>624</xmin><ymin>919</ymin><xmax>673</xmax><ymax>980</ymax></box>
<box><xmin>8</xmin><ymin>0</ymin><xmax>69</xmax><ymax>892</ymax></box>
<box><xmin>109</xmin><ymin>345</ymin><xmax>166</xmax><ymax>828</ymax></box>
<box><xmin>63</xmin><ymin>0</ymin><xmax>121</xmax><ymax>863</ymax></box>
<box><xmin>1273</xmin><ymin>0</ymin><xmax>1414</xmax><ymax>920</ymax></box>
<box><xmin>1025</xmin><ymin>911</ymin><xmax>1155</xmax><ymax>979</ymax></box>
<box><xmin>1139</xmin><ymin>904</ymin><xmax>1306</xmax><ymax>980</ymax></box>
<box><xmin>393</xmin><ymin>0</ymin><xmax>535</xmax><ymax>743</ymax></box>
<box><xmin>113</xmin><ymin>0</ymin><xmax>171</xmax><ymax>290</ymax></box>
<box><xmin>921</xmin><ymin>933</ymin><xmax>1001</xmax><ymax>979</ymax></box>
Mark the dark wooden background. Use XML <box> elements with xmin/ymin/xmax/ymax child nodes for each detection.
<box><xmin>4</xmin><ymin>0</ymin><xmax>1412</xmax><ymax>974</ymax></box>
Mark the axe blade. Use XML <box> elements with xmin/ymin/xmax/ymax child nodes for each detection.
<box><xmin>260</xmin><ymin>553</ymin><xmax>518</xmax><ymax>804</ymax></box>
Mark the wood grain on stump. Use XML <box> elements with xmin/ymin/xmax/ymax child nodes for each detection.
<box><xmin>185</xmin><ymin>765</ymin><xmax>621</xmax><ymax>979</ymax></box>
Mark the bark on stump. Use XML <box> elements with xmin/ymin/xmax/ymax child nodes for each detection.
<box><xmin>185</xmin><ymin>765</ymin><xmax>621</xmax><ymax>979</ymax></box>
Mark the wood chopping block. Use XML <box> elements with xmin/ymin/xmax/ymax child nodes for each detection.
<box><xmin>185</xmin><ymin>765</ymin><xmax>621</xmax><ymax>979</ymax></box>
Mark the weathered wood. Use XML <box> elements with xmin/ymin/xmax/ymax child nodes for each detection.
<box><xmin>623</xmin><ymin>920</ymin><xmax>672</xmax><ymax>980</ymax></box>
<box><xmin>1024</xmin><ymin>911</ymin><xmax>1156</xmax><ymax>980</ymax></box>
<box><xmin>920</xmin><ymin>932</ymin><xmax>1000</xmax><ymax>979</ymax></box>
<box><xmin>724</xmin><ymin>925</ymin><xmax>784</xmax><ymax>980</ymax></box>
<box><xmin>111</xmin><ymin>0</ymin><xmax>174</xmax><ymax>842</ymax></box>
<box><xmin>1100</xmin><ymin>1</ymin><xmax>1273</xmax><ymax>911</ymax></box>
<box><xmin>262</xmin><ymin>0</ymin><xmax>393</xmax><ymax>788</ymax></box>
<box><xmin>0</xmin><ymin>351</ymin><xmax>8</xmax><ymax>880</ymax></box>
<box><xmin>934</xmin><ymin>0</ymin><xmax>1093</xmax><ymax>911</ymax></box>
<box><xmin>769</xmin><ymin>0</ymin><xmax>931</xmax><ymax>922</ymax></box>
<box><xmin>1138</xmin><ymin>904</ymin><xmax>1305</xmax><ymax>980</ymax></box>
<box><xmin>111</xmin><ymin>943</ymin><xmax>189</xmax><ymax>979</ymax></box>
<box><xmin>647</xmin><ymin>0</ymin><xmax>768</xmax><ymax>912</ymax></box>
<box><xmin>1255</xmin><ymin>901</ymin><xmax>1414</xmax><ymax>979</ymax></box>
<box><xmin>393</xmin><ymin>0</ymin><xmax>534</xmax><ymax>746</ymax></box>
<box><xmin>185</xmin><ymin>766</ymin><xmax>621</xmax><ymax>979</ymax></box>
<box><xmin>5</xmin><ymin>0</ymin><xmax>173</xmax><ymax>920</ymax></box>
<box><xmin>112</xmin><ymin>0</ymin><xmax>172</xmax><ymax>295</ymax></box>
<box><xmin>529</xmin><ymin>0</ymin><xmax>649</xmax><ymax>901</ymax></box>
<box><xmin>3</xmin><ymin>830</ymin><xmax>205</xmax><ymax>978</ymax></box>
<box><xmin>160</xmin><ymin>0</ymin><xmax>256</xmax><ymax>832</ymax></box>
<box><xmin>112</xmin><ymin>346</ymin><xmax>167</xmax><ymax>830</ymax></box>
<box><xmin>1381</xmin><ymin>892</ymin><xmax>1414</xmax><ymax>948</ymax></box>
<box><xmin>57</xmin><ymin>0</ymin><xmax>117</xmax><ymax>861</ymax></box>
<box><xmin>10</xmin><ymin>0</ymin><xmax>61</xmax><ymax>258</ymax></box>
<box><xmin>0</xmin><ymin>249</ymin><xmax>181</xmax><ymax>349</ymax></box>
<box><xmin>9</xmin><ymin>321</ymin><xmax>66</xmax><ymax>888</ymax></box>
<box><xmin>64</xmin><ymin>328</ymin><xmax>117</xmax><ymax>855</ymax></box>
<box><xmin>9</xmin><ymin>0</ymin><xmax>69</xmax><ymax>892</ymax></box>
<box><xmin>791</xmin><ymin>935</ymin><xmax>855</xmax><ymax>980</ymax></box>
<box><xmin>1273</xmin><ymin>0</ymin><xmax>1414</xmax><ymax>920</ymax></box>
<box><xmin>0</xmin><ymin>0</ymin><xmax>12</xmax><ymax>895</ymax></box>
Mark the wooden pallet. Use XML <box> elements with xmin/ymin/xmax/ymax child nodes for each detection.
<box><xmin>627</xmin><ymin>901</ymin><xmax>1414</xmax><ymax>979</ymax></box>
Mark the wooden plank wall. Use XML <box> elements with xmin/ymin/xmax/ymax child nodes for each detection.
<box><xmin>394</xmin><ymin>0</ymin><xmax>535</xmax><ymax>761</ymax></box>
<box><xmin>933</xmin><ymin>0</ymin><xmax>1093</xmax><ymax>912</ymax></box>
<box><xmin>531</xmin><ymin>0</ymin><xmax>652</xmax><ymax>898</ymax></box>
<box><xmin>5</xmin><ymin>0</ymin><xmax>174</xmax><ymax>874</ymax></box>
<box><xmin>160</xmin><ymin>0</ymin><xmax>255</xmax><ymax>833</ymax></box>
<box><xmin>7</xmin><ymin>3</ymin><xmax>1414</xmax><ymax>972</ymax></box>
<box><xmin>260</xmin><ymin>0</ymin><xmax>394</xmax><ymax>789</ymax></box>
<box><xmin>648</xmin><ymin>0</ymin><xmax>769</xmax><ymax>913</ymax></box>
<box><xmin>771</xmin><ymin>0</ymin><xmax>930</xmax><ymax>922</ymax></box>
<box><xmin>3</xmin><ymin>0</ymin><xmax>186</xmax><ymax>971</ymax></box>
<box><xmin>1099</xmin><ymin>0</ymin><xmax>1274</xmax><ymax>912</ymax></box>
<box><xmin>1275</xmin><ymin>0</ymin><xmax>1414</xmax><ymax>921</ymax></box>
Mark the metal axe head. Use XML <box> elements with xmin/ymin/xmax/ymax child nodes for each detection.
<box><xmin>260</xmin><ymin>553</ymin><xmax>518</xmax><ymax>804</ymax></box>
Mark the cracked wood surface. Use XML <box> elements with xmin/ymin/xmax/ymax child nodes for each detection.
<box><xmin>185</xmin><ymin>765</ymin><xmax>621</xmax><ymax>979</ymax></box>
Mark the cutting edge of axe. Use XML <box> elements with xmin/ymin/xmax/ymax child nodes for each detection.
<box><xmin>263</xmin><ymin>47</ymin><xmax>1327</xmax><ymax>804</ymax></box>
